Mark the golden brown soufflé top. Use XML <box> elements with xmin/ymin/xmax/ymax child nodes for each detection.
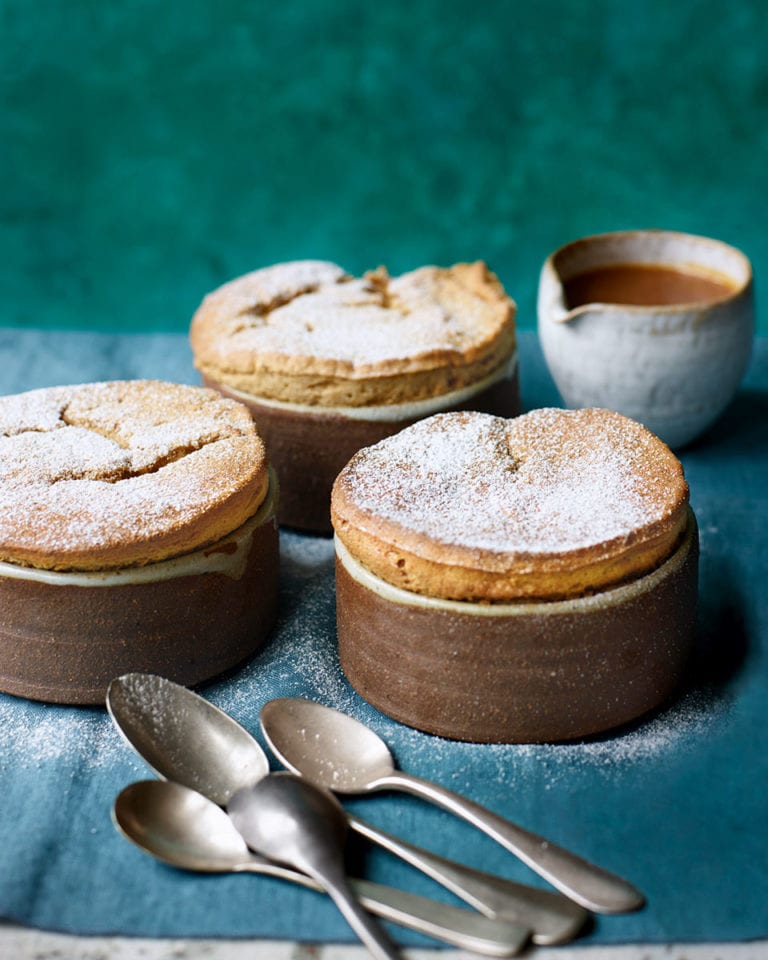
<box><xmin>332</xmin><ymin>407</ymin><xmax>689</xmax><ymax>602</ymax></box>
<box><xmin>189</xmin><ymin>260</ymin><xmax>516</xmax><ymax>407</ymax></box>
<box><xmin>0</xmin><ymin>380</ymin><xmax>270</xmax><ymax>572</ymax></box>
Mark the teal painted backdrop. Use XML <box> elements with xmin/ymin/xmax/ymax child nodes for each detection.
<box><xmin>1</xmin><ymin>0</ymin><xmax>766</xmax><ymax>334</ymax></box>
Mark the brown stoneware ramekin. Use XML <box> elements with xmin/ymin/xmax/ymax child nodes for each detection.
<box><xmin>335</xmin><ymin>509</ymin><xmax>698</xmax><ymax>743</ymax></box>
<box><xmin>0</xmin><ymin>473</ymin><xmax>279</xmax><ymax>705</ymax></box>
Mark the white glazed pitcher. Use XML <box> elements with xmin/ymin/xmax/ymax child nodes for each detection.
<box><xmin>537</xmin><ymin>230</ymin><xmax>753</xmax><ymax>448</ymax></box>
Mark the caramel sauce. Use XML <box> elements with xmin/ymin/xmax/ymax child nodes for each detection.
<box><xmin>563</xmin><ymin>262</ymin><xmax>737</xmax><ymax>308</ymax></box>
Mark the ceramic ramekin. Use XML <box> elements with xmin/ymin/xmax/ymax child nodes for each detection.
<box><xmin>335</xmin><ymin>509</ymin><xmax>698</xmax><ymax>743</ymax></box>
<box><xmin>0</xmin><ymin>472</ymin><xmax>280</xmax><ymax>705</ymax></box>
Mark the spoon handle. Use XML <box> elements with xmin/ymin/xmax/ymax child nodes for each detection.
<box><xmin>243</xmin><ymin>864</ymin><xmax>528</xmax><ymax>957</ymax></box>
<box><xmin>312</xmin><ymin>860</ymin><xmax>401</xmax><ymax>960</ymax></box>
<box><xmin>348</xmin><ymin>814</ymin><xmax>585</xmax><ymax>945</ymax></box>
<box><xmin>349</xmin><ymin>880</ymin><xmax>529</xmax><ymax>957</ymax></box>
<box><xmin>373</xmin><ymin>771</ymin><xmax>644</xmax><ymax>915</ymax></box>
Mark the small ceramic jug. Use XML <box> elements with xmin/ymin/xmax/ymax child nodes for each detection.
<box><xmin>537</xmin><ymin>230</ymin><xmax>754</xmax><ymax>448</ymax></box>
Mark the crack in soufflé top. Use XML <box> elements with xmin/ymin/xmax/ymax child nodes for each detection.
<box><xmin>0</xmin><ymin>380</ymin><xmax>269</xmax><ymax>571</ymax></box>
<box><xmin>189</xmin><ymin>260</ymin><xmax>517</xmax><ymax>406</ymax></box>
<box><xmin>331</xmin><ymin>408</ymin><xmax>689</xmax><ymax>601</ymax></box>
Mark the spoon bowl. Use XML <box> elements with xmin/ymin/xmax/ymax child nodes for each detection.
<box><xmin>114</xmin><ymin>779</ymin><xmax>278</xmax><ymax>874</ymax></box>
<box><xmin>107</xmin><ymin>673</ymin><xmax>268</xmax><ymax>806</ymax></box>
<box><xmin>262</xmin><ymin>696</ymin><xmax>396</xmax><ymax>792</ymax></box>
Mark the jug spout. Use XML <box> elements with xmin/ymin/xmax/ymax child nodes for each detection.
<box><xmin>538</xmin><ymin>253</ymin><xmax>588</xmax><ymax>325</ymax></box>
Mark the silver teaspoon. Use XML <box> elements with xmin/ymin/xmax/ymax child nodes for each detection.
<box><xmin>113</xmin><ymin>779</ymin><xmax>528</xmax><ymax>957</ymax></box>
<box><xmin>260</xmin><ymin>697</ymin><xmax>645</xmax><ymax>915</ymax></box>
<box><xmin>106</xmin><ymin>673</ymin><xmax>586</xmax><ymax>945</ymax></box>
<box><xmin>228</xmin><ymin>773</ymin><xmax>399</xmax><ymax>960</ymax></box>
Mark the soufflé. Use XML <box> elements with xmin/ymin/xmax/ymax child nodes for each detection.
<box><xmin>190</xmin><ymin>260</ymin><xmax>519</xmax><ymax>532</ymax></box>
<box><xmin>332</xmin><ymin>407</ymin><xmax>698</xmax><ymax>743</ymax></box>
<box><xmin>0</xmin><ymin>380</ymin><xmax>279</xmax><ymax>704</ymax></box>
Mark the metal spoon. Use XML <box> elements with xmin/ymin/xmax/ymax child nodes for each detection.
<box><xmin>260</xmin><ymin>697</ymin><xmax>645</xmax><ymax>915</ymax></box>
<box><xmin>107</xmin><ymin>673</ymin><xmax>586</xmax><ymax>946</ymax></box>
<box><xmin>113</xmin><ymin>779</ymin><xmax>529</xmax><ymax>957</ymax></box>
<box><xmin>227</xmin><ymin>773</ymin><xmax>399</xmax><ymax>960</ymax></box>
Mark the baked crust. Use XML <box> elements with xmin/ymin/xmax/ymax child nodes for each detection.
<box><xmin>331</xmin><ymin>408</ymin><xmax>689</xmax><ymax>602</ymax></box>
<box><xmin>189</xmin><ymin>260</ymin><xmax>516</xmax><ymax>406</ymax></box>
<box><xmin>0</xmin><ymin>380</ymin><xmax>270</xmax><ymax>572</ymax></box>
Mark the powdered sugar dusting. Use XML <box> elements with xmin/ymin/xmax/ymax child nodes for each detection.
<box><xmin>496</xmin><ymin>687</ymin><xmax>720</xmax><ymax>778</ymax></box>
<box><xmin>0</xmin><ymin>696</ymin><xmax>137</xmax><ymax>771</ymax></box>
<box><xmin>198</xmin><ymin>261</ymin><xmax>510</xmax><ymax>368</ymax></box>
<box><xmin>204</xmin><ymin>259</ymin><xmax>349</xmax><ymax>320</ymax></box>
<box><xmin>255</xmin><ymin>533</ymin><xmax>353</xmax><ymax>706</ymax></box>
<box><xmin>338</xmin><ymin>409</ymin><xmax>685</xmax><ymax>555</ymax></box>
<box><xmin>0</xmin><ymin>426</ymin><xmax>131</xmax><ymax>483</ymax></box>
<box><xmin>356</xmin><ymin>684</ymin><xmax>725</xmax><ymax>796</ymax></box>
<box><xmin>0</xmin><ymin>380</ymin><xmax>265</xmax><ymax>568</ymax></box>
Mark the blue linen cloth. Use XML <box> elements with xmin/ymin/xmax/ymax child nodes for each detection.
<box><xmin>0</xmin><ymin>329</ymin><xmax>765</xmax><ymax>946</ymax></box>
